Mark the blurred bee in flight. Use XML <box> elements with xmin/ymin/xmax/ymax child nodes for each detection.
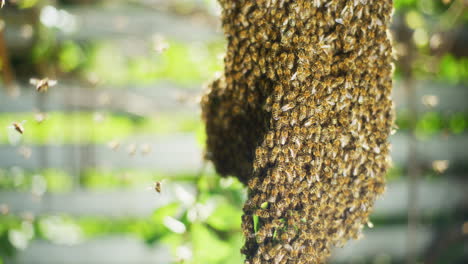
<box><xmin>7</xmin><ymin>120</ymin><xmax>26</xmax><ymax>145</ymax></box>
<box><xmin>29</xmin><ymin>78</ymin><xmax>57</xmax><ymax>93</ymax></box>
<box><xmin>154</xmin><ymin>181</ymin><xmax>161</xmax><ymax>193</ymax></box>
<box><xmin>11</xmin><ymin>121</ymin><xmax>26</xmax><ymax>134</ymax></box>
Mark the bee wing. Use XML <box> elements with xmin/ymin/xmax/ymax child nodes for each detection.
<box><xmin>48</xmin><ymin>80</ymin><xmax>58</xmax><ymax>86</ymax></box>
<box><xmin>29</xmin><ymin>78</ymin><xmax>40</xmax><ymax>85</ymax></box>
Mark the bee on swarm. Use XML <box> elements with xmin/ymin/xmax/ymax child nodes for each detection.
<box><xmin>29</xmin><ymin>78</ymin><xmax>57</xmax><ymax>93</ymax></box>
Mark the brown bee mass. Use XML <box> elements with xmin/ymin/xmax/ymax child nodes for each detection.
<box><xmin>202</xmin><ymin>0</ymin><xmax>394</xmax><ymax>263</ymax></box>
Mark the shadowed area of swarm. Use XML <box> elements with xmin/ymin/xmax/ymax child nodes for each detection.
<box><xmin>201</xmin><ymin>0</ymin><xmax>394</xmax><ymax>263</ymax></box>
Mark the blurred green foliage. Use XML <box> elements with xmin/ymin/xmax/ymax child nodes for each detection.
<box><xmin>0</xmin><ymin>0</ymin><xmax>467</xmax><ymax>263</ymax></box>
<box><xmin>0</xmin><ymin>112</ymin><xmax>202</xmax><ymax>144</ymax></box>
<box><xmin>54</xmin><ymin>39</ymin><xmax>225</xmax><ymax>87</ymax></box>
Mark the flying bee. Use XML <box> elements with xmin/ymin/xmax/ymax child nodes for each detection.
<box><xmin>152</xmin><ymin>34</ymin><xmax>169</xmax><ymax>53</ymax></box>
<box><xmin>11</xmin><ymin>121</ymin><xmax>26</xmax><ymax>134</ymax></box>
<box><xmin>127</xmin><ymin>143</ymin><xmax>137</xmax><ymax>156</ymax></box>
<box><xmin>154</xmin><ymin>181</ymin><xmax>162</xmax><ymax>193</ymax></box>
<box><xmin>34</xmin><ymin>112</ymin><xmax>47</xmax><ymax>123</ymax></box>
<box><xmin>107</xmin><ymin>140</ymin><xmax>120</xmax><ymax>151</ymax></box>
<box><xmin>140</xmin><ymin>144</ymin><xmax>152</xmax><ymax>155</ymax></box>
<box><xmin>29</xmin><ymin>78</ymin><xmax>57</xmax><ymax>93</ymax></box>
<box><xmin>0</xmin><ymin>203</ymin><xmax>8</xmax><ymax>215</ymax></box>
<box><xmin>7</xmin><ymin>121</ymin><xmax>26</xmax><ymax>145</ymax></box>
<box><xmin>18</xmin><ymin>146</ymin><xmax>32</xmax><ymax>159</ymax></box>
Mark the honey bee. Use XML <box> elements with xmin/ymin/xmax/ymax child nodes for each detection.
<box><xmin>272</xmin><ymin>103</ymin><xmax>281</xmax><ymax>120</ymax></box>
<box><xmin>281</xmin><ymin>102</ymin><xmax>295</xmax><ymax>112</ymax></box>
<box><xmin>140</xmin><ymin>144</ymin><xmax>152</xmax><ymax>155</ymax></box>
<box><xmin>268</xmin><ymin>187</ymin><xmax>279</xmax><ymax>202</ymax></box>
<box><xmin>108</xmin><ymin>140</ymin><xmax>120</xmax><ymax>151</ymax></box>
<box><xmin>18</xmin><ymin>146</ymin><xmax>32</xmax><ymax>159</ymax></box>
<box><xmin>152</xmin><ymin>34</ymin><xmax>169</xmax><ymax>53</ymax></box>
<box><xmin>34</xmin><ymin>112</ymin><xmax>47</xmax><ymax>123</ymax></box>
<box><xmin>127</xmin><ymin>144</ymin><xmax>137</xmax><ymax>156</ymax></box>
<box><xmin>0</xmin><ymin>203</ymin><xmax>8</xmax><ymax>215</ymax></box>
<box><xmin>11</xmin><ymin>121</ymin><xmax>26</xmax><ymax>134</ymax></box>
<box><xmin>255</xmin><ymin>209</ymin><xmax>270</xmax><ymax>218</ymax></box>
<box><xmin>154</xmin><ymin>181</ymin><xmax>161</xmax><ymax>193</ymax></box>
<box><xmin>248</xmin><ymin>177</ymin><xmax>259</xmax><ymax>189</ymax></box>
<box><xmin>289</xmin><ymin>111</ymin><xmax>299</xmax><ymax>126</ymax></box>
<box><xmin>29</xmin><ymin>78</ymin><xmax>57</xmax><ymax>93</ymax></box>
<box><xmin>265</xmin><ymin>132</ymin><xmax>275</xmax><ymax>148</ymax></box>
<box><xmin>274</xmin><ymin>85</ymin><xmax>284</xmax><ymax>102</ymax></box>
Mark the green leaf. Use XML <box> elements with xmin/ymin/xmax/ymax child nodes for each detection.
<box><xmin>134</xmin><ymin>202</ymin><xmax>180</xmax><ymax>244</ymax></box>
<box><xmin>206</xmin><ymin>198</ymin><xmax>242</xmax><ymax>231</ymax></box>
<box><xmin>58</xmin><ymin>41</ymin><xmax>84</xmax><ymax>72</ymax></box>
<box><xmin>449</xmin><ymin>113</ymin><xmax>467</xmax><ymax>134</ymax></box>
<box><xmin>253</xmin><ymin>215</ymin><xmax>259</xmax><ymax>233</ymax></box>
<box><xmin>191</xmin><ymin>223</ymin><xmax>231</xmax><ymax>263</ymax></box>
<box><xmin>439</xmin><ymin>54</ymin><xmax>459</xmax><ymax>84</ymax></box>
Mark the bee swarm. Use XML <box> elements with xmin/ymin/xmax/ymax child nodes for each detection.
<box><xmin>202</xmin><ymin>0</ymin><xmax>394</xmax><ymax>263</ymax></box>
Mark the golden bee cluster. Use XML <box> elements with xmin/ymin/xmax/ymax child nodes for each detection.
<box><xmin>202</xmin><ymin>0</ymin><xmax>394</xmax><ymax>263</ymax></box>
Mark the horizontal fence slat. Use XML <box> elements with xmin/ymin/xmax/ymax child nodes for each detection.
<box><xmin>1</xmin><ymin>180</ymin><xmax>464</xmax><ymax>217</ymax></box>
<box><xmin>3</xmin><ymin>5</ymin><xmax>220</xmax><ymax>50</ymax></box>
<box><xmin>0</xmin><ymin>82</ymin><xmax>200</xmax><ymax>115</ymax></box>
<box><xmin>374</xmin><ymin>179</ymin><xmax>467</xmax><ymax>217</ymax></box>
<box><xmin>331</xmin><ymin>226</ymin><xmax>432</xmax><ymax>261</ymax></box>
<box><xmin>1</xmin><ymin>81</ymin><xmax>467</xmax><ymax>114</ymax></box>
<box><xmin>0</xmin><ymin>134</ymin><xmax>467</xmax><ymax>169</ymax></box>
<box><xmin>390</xmin><ymin>134</ymin><xmax>468</xmax><ymax>165</ymax></box>
<box><xmin>393</xmin><ymin>81</ymin><xmax>468</xmax><ymax>113</ymax></box>
<box><xmin>10</xmin><ymin>236</ymin><xmax>172</xmax><ymax>264</ymax></box>
<box><xmin>0</xmin><ymin>134</ymin><xmax>203</xmax><ymax>171</ymax></box>
<box><xmin>8</xmin><ymin>226</ymin><xmax>432</xmax><ymax>264</ymax></box>
<box><xmin>0</xmin><ymin>183</ymin><xmax>196</xmax><ymax>217</ymax></box>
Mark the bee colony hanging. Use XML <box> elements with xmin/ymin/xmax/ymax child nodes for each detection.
<box><xmin>202</xmin><ymin>0</ymin><xmax>394</xmax><ymax>263</ymax></box>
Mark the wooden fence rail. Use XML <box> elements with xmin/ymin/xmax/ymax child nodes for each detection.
<box><xmin>0</xmin><ymin>134</ymin><xmax>466</xmax><ymax>170</ymax></box>
<box><xmin>1</xmin><ymin>81</ymin><xmax>467</xmax><ymax>114</ymax></box>
<box><xmin>7</xmin><ymin>227</ymin><xmax>432</xmax><ymax>264</ymax></box>
<box><xmin>1</xmin><ymin>180</ymin><xmax>465</xmax><ymax>218</ymax></box>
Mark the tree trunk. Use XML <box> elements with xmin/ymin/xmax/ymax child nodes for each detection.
<box><xmin>202</xmin><ymin>0</ymin><xmax>394</xmax><ymax>263</ymax></box>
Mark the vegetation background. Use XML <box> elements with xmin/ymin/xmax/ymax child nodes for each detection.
<box><xmin>0</xmin><ymin>0</ymin><xmax>467</xmax><ymax>263</ymax></box>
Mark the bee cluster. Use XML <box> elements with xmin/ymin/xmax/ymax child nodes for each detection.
<box><xmin>202</xmin><ymin>0</ymin><xmax>394</xmax><ymax>263</ymax></box>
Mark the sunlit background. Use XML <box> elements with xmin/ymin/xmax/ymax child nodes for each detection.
<box><xmin>0</xmin><ymin>0</ymin><xmax>467</xmax><ymax>263</ymax></box>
